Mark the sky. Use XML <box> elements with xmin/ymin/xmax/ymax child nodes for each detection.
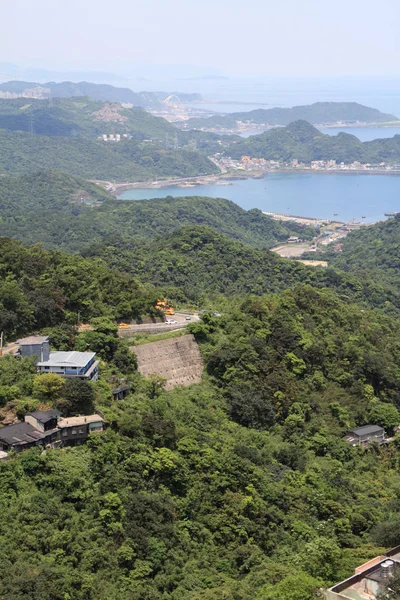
<box><xmin>1</xmin><ymin>0</ymin><xmax>400</xmax><ymax>78</ymax></box>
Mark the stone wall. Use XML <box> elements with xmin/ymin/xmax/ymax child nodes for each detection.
<box><xmin>131</xmin><ymin>334</ymin><xmax>204</xmax><ymax>389</ymax></box>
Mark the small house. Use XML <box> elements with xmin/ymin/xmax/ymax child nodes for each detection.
<box><xmin>24</xmin><ymin>409</ymin><xmax>61</xmax><ymax>432</ymax></box>
<box><xmin>16</xmin><ymin>336</ymin><xmax>50</xmax><ymax>362</ymax></box>
<box><xmin>345</xmin><ymin>425</ymin><xmax>385</xmax><ymax>447</ymax></box>
<box><xmin>57</xmin><ymin>414</ymin><xmax>104</xmax><ymax>446</ymax></box>
<box><xmin>37</xmin><ymin>351</ymin><xmax>99</xmax><ymax>381</ymax></box>
<box><xmin>0</xmin><ymin>421</ymin><xmax>60</xmax><ymax>453</ymax></box>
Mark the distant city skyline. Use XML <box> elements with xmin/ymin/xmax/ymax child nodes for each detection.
<box><xmin>1</xmin><ymin>0</ymin><xmax>400</xmax><ymax>78</ymax></box>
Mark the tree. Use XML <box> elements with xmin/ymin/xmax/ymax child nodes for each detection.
<box><xmin>32</xmin><ymin>373</ymin><xmax>65</xmax><ymax>403</ymax></box>
<box><xmin>58</xmin><ymin>378</ymin><xmax>95</xmax><ymax>415</ymax></box>
<box><xmin>227</xmin><ymin>383</ymin><xmax>275</xmax><ymax>429</ymax></box>
<box><xmin>368</xmin><ymin>401</ymin><xmax>400</xmax><ymax>432</ymax></box>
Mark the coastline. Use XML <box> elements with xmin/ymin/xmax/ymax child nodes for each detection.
<box><xmin>99</xmin><ymin>168</ymin><xmax>400</xmax><ymax>197</ymax></box>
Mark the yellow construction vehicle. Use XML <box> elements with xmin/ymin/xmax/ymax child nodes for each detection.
<box><xmin>155</xmin><ymin>297</ymin><xmax>175</xmax><ymax>315</ymax></box>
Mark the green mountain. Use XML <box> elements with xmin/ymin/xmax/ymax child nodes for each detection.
<box><xmin>0</xmin><ymin>237</ymin><xmax>157</xmax><ymax>340</ymax></box>
<box><xmin>324</xmin><ymin>214</ymin><xmax>400</xmax><ymax>292</ymax></box>
<box><xmin>185</xmin><ymin>101</ymin><xmax>399</xmax><ymax>130</ymax></box>
<box><xmin>2</xmin><ymin>280</ymin><xmax>400</xmax><ymax>598</ymax></box>
<box><xmin>99</xmin><ymin>226</ymin><xmax>398</xmax><ymax>312</ymax></box>
<box><xmin>0</xmin><ymin>130</ymin><xmax>217</xmax><ymax>179</ymax></box>
<box><xmin>225</xmin><ymin>120</ymin><xmax>400</xmax><ymax>163</ymax></box>
<box><xmin>0</xmin><ymin>171</ymin><xmax>315</xmax><ymax>251</ymax></box>
<box><xmin>0</xmin><ymin>96</ymin><xmax>180</xmax><ymax>139</ymax></box>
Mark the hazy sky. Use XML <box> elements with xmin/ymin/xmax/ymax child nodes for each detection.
<box><xmin>2</xmin><ymin>0</ymin><xmax>400</xmax><ymax>77</ymax></box>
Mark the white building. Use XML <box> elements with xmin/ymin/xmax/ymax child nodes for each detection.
<box><xmin>37</xmin><ymin>351</ymin><xmax>99</xmax><ymax>381</ymax></box>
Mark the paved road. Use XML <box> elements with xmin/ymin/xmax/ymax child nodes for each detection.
<box><xmin>117</xmin><ymin>312</ymin><xmax>199</xmax><ymax>332</ymax></box>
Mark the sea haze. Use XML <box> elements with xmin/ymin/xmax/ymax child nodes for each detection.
<box><xmin>119</xmin><ymin>173</ymin><xmax>400</xmax><ymax>224</ymax></box>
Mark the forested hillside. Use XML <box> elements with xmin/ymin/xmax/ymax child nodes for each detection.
<box><xmin>0</xmin><ymin>130</ymin><xmax>217</xmax><ymax>179</ymax></box>
<box><xmin>0</xmin><ymin>171</ymin><xmax>314</xmax><ymax>250</ymax></box>
<box><xmin>95</xmin><ymin>226</ymin><xmax>399</xmax><ymax>312</ymax></box>
<box><xmin>185</xmin><ymin>101</ymin><xmax>398</xmax><ymax>129</ymax></box>
<box><xmin>226</xmin><ymin>120</ymin><xmax>400</xmax><ymax>163</ymax></box>
<box><xmin>0</xmin><ymin>237</ymin><xmax>157</xmax><ymax>340</ymax></box>
<box><xmin>326</xmin><ymin>214</ymin><xmax>400</xmax><ymax>292</ymax></box>
<box><xmin>2</xmin><ymin>286</ymin><xmax>400</xmax><ymax>599</ymax></box>
<box><xmin>0</xmin><ymin>97</ymin><xmax>179</xmax><ymax>139</ymax></box>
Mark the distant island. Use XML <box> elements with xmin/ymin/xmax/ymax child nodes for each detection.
<box><xmin>182</xmin><ymin>101</ymin><xmax>400</xmax><ymax>132</ymax></box>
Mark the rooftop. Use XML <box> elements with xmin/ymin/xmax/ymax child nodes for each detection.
<box><xmin>58</xmin><ymin>414</ymin><xmax>104</xmax><ymax>428</ymax></box>
<box><xmin>26</xmin><ymin>409</ymin><xmax>60</xmax><ymax>423</ymax></box>
<box><xmin>348</xmin><ymin>425</ymin><xmax>384</xmax><ymax>436</ymax></box>
<box><xmin>37</xmin><ymin>351</ymin><xmax>96</xmax><ymax>368</ymax></box>
<box><xmin>17</xmin><ymin>335</ymin><xmax>49</xmax><ymax>345</ymax></box>
<box><xmin>0</xmin><ymin>422</ymin><xmax>58</xmax><ymax>446</ymax></box>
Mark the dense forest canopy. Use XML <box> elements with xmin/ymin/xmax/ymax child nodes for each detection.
<box><xmin>0</xmin><ymin>130</ymin><xmax>218</xmax><ymax>179</ymax></box>
<box><xmin>225</xmin><ymin>120</ymin><xmax>400</xmax><ymax>163</ymax></box>
<box><xmin>0</xmin><ymin>171</ymin><xmax>315</xmax><ymax>251</ymax></box>
<box><xmin>2</xmin><ymin>285</ymin><xmax>400</xmax><ymax>599</ymax></box>
<box><xmin>0</xmin><ymin>237</ymin><xmax>158</xmax><ymax>340</ymax></box>
<box><xmin>324</xmin><ymin>213</ymin><xmax>400</xmax><ymax>294</ymax></box>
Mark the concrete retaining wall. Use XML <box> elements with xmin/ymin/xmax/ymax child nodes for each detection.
<box><xmin>131</xmin><ymin>334</ymin><xmax>204</xmax><ymax>389</ymax></box>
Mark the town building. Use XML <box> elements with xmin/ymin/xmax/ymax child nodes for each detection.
<box><xmin>0</xmin><ymin>410</ymin><xmax>105</xmax><ymax>456</ymax></box>
<box><xmin>327</xmin><ymin>546</ymin><xmax>400</xmax><ymax>599</ymax></box>
<box><xmin>15</xmin><ymin>335</ymin><xmax>50</xmax><ymax>362</ymax></box>
<box><xmin>345</xmin><ymin>425</ymin><xmax>386</xmax><ymax>447</ymax></box>
<box><xmin>57</xmin><ymin>414</ymin><xmax>104</xmax><ymax>446</ymax></box>
<box><xmin>37</xmin><ymin>351</ymin><xmax>99</xmax><ymax>381</ymax></box>
<box><xmin>24</xmin><ymin>409</ymin><xmax>61</xmax><ymax>432</ymax></box>
<box><xmin>0</xmin><ymin>421</ymin><xmax>60</xmax><ymax>453</ymax></box>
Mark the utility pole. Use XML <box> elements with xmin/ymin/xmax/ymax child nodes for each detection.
<box><xmin>0</xmin><ymin>331</ymin><xmax>3</xmax><ymax>357</ymax></box>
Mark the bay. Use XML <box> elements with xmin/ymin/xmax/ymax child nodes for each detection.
<box><xmin>319</xmin><ymin>127</ymin><xmax>400</xmax><ymax>142</ymax></box>
<box><xmin>118</xmin><ymin>173</ymin><xmax>400</xmax><ymax>224</ymax></box>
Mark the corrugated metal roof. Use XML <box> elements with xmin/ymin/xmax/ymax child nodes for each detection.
<box><xmin>37</xmin><ymin>351</ymin><xmax>95</xmax><ymax>368</ymax></box>
<box><xmin>348</xmin><ymin>425</ymin><xmax>384</xmax><ymax>436</ymax></box>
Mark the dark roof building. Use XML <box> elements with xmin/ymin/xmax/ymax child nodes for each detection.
<box><xmin>25</xmin><ymin>409</ymin><xmax>61</xmax><ymax>433</ymax></box>
<box><xmin>0</xmin><ymin>421</ymin><xmax>60</xmax><ymax>453</ymax></box>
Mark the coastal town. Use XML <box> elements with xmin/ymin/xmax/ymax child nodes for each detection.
<box><xmin>213</xmin><ymin>153</ymin><xmax>400</xmax><ymax>174</ymax></box>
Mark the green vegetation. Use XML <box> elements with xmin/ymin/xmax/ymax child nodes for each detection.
<box><xmin>0</xmin><ymin>237</ymin><xmax>158</xmax><ymax>341</ymax></box>
<box><xmin>2</xmin><ymin>285</ymin><xmax>400</xmax><ymax>598</ymax></box>
<box><xmin>2</xmin><ymin>153</ymin><xmax>400</xmax><ymax>597</ymax></box>
<box><xmin>325</xmin><ymin>214</ymin><xmax>400</xmax><ymax>293</ymax></box>
<box><xmin>0</xmin><ymin>97</ymin><xmax>179</xmax><ymax>138</ymax></box>
<box><xmin>225</xmin><ymin>120</ymin><xmax>400</xmax><ymax>163</ymax></box>
<box><xmin>98</xmin><ymin>226</ymin><xmax>400</xmax><ymax>313</ymax></box>
<box><xmin>0</xmin><ymin>171</ymin><xmax>316</xmax><ymax>250</ymax></box>
<box><xmin>0</xmin><ymin>130</ymin><xmax>217</xmax><ymax>179</ymax></box>
<box><xmin>186</xmin><ymin>101</ymin><xmax>399</xmax><ymax>129</ymax></box>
